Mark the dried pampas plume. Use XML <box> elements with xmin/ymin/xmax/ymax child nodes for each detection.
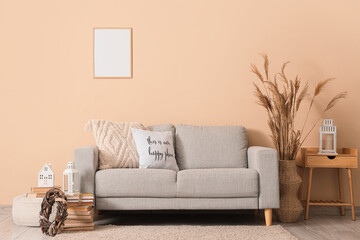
<box><xmin>252</xmin><ymin>55</ymin><xmax>347</xmax><ymax>160</ymax></box>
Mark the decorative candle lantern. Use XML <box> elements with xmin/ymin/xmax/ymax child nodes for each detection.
<box><xmin>63</xmin><ymin>162</ymin><xmax>80</xmax><ymax>196</ymax></box>
<box><xmin>318</xmin><ymin>119</ymin><xmax>337</xmax><ymax>155</ymax></box>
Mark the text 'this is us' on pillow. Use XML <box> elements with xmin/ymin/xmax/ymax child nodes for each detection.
<box><xmin>131</xmin><ymin>128</ymin><xmax>179</xmax><ymax>171</ymax></box>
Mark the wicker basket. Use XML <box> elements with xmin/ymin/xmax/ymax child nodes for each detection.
<box><xmin>274</xmin><ymin>160</ymin><xmax>303</xmax><ymax>222</ymax></box>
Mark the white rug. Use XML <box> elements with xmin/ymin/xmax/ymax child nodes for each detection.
<box><xmin>54</xmin><ymin>225</ymin><xmax>297</xmax><ymax>240</ymax></box>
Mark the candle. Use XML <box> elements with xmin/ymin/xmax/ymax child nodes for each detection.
<box><xmin>325</xmin><ymin>134</ymin><xmax>333</xmax><ymax>150</ymax></box>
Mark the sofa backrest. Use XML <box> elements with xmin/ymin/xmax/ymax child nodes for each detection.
<box><xmin>175</xmin><ymin>125</ymin><xmax>248</xmax><ymax>170</ymax></box>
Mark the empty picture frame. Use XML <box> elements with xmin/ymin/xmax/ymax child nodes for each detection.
<box><xmin>93</xmin><ymin>28</ymin><xmax>133</xmax><ymax>78</ymax></box>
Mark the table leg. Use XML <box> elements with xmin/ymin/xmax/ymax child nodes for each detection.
<box><xmin>337</xmin><ymin>168</ymin><xmax>345</xmax><ymax>216</ymax></box>
<box><xmin>305</xmin><ymin>168</ymin><xmax>313</xmax><ymax>220</ymax></box>
<box><xmin>347</xmin><ymin>168</ymin><xmax>356</xmax><ymax>221</ymax></box>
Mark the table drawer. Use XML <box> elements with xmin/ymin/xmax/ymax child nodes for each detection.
<box><xmin>306</xmin><ymin>155</ymin><xmax>358</xmax><ymax>168</ymax></box>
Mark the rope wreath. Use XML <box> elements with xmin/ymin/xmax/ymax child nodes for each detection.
<box><xmin>39</xmin><ymin>188</ymin><xmax>68</xmax><ymax>236</ymax></box>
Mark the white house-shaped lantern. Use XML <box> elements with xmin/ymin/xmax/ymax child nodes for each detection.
<box><xmin>38</xmin><ymin>163</ymin><xmax>54</xmax><ymax>187</ymax></box>
<box><xmin>318</xmin><ymin>119</ymin><xmax>337</xmax><ymax>155</ymax></box>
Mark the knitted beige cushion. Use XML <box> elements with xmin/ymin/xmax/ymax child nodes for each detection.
<box><xmin>86</xmin><ymin>120</ymin><xmax>147</xmax><ymax>169</ymax></box>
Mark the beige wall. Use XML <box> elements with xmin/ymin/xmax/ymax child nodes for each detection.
<box><xmin>1</xmin><ymin>0</ymin><xmax>359</xmax><ymax>205</ymax></box>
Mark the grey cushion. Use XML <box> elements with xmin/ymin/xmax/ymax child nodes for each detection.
<box><xmin>175</xmin><ymin>125</ymin><xmax>248</xmax><ymax>169</ymax></box>
<box><xmin>177</xmin><ymin>168</ymin><xmax>258</xmax><ymax>198</ymax></box>
<box><xmin>95</xmin><ymin>169</ymin><xmax>177</xmax><ymax>197</ymax></box>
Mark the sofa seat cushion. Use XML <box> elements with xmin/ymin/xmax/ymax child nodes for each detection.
<box><xmin>96</xmin><ymin>169</ymin><xmax>177</xmax><ymax>197</ymax></box>
<box><xmin>177</xmin><ymin>168</ymin><xmax>258</xmax><ymax>198</ymax></box>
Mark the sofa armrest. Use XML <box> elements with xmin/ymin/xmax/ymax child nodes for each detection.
<box><xmin>74</xmin><ymin>146</ymin><xmax>98</xmax><ymax>195</ymax></box>
<box><xmin>248</xmin><ymin>146</ymin><xmax>279</xmax><ymax>209</ymax></box>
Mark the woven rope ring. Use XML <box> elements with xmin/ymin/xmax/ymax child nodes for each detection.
<box><xmin>39</xmin><ymin>188</ymin><xmax>68</xmax><ymax>236</ymax></box>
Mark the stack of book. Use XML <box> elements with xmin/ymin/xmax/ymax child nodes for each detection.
<box><xmin>67</xmin><ymin>194</ymin><xmax>94</xmax><ymax>207</ymax></box>
<box><xmin>27</xmin><ymin>186</ymin><xmax>61</xmax><ymax>198</ymax></box>
<box><xmin>64</xmin><ymin>193</ymin><xmax>95</xmax><ymax>231</ymax></box>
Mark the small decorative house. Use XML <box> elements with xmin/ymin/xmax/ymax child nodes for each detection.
<box><xmin>318</xmin><ymin>119</ymin><xmax>338</xmax><ymax>155</ymax></box>
<box><xmin>38</xmin><ymin>163</ymin><xmax>54</xmax><ymax>187</ymax></box>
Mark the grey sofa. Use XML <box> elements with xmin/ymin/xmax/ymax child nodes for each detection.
<box><xmin>74</xmin><ymin>124</ymin><xmax>279</xmax><ymax>226</ymax></box>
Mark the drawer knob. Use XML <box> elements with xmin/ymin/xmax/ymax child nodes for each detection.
<box><xmin>327</xmin><ymin>156</ymin><xmax>336</xmax><ymax>160</ymax></box>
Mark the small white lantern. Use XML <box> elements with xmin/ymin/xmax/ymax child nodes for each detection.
<box><xmin>63</xmin><ymin>162</ymin><xmax>81</xmax><ymax>196</ymax></box>
<box><xmin>318</xmin><ymin>119</ymin><xmax>337</xmax><ymax>155</ymax></box>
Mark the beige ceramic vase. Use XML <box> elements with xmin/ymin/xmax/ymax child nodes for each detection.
<box><xmin>274</xmin><ymin>160</ymin><xmax>303</xmax><ymax>222</ymax></box>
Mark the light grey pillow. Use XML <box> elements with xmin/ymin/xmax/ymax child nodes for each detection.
<box><xmin>147</xmin><ymin>124</ymin><xmax>176</xmax><ymax>146</ymax></box>
<box><xmin>175</xmin><ymin>125</ymin><xmax>248</xmax><ymax>170</ymax></box>
<box><xmin>131</xmin><ymin>128</ymin><xmax>179</xmax><ymax>171</ymax></box>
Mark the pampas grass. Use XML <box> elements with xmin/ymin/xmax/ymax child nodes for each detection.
<box><xmin>252</xmin><ymin>55</ymin><xmax>347</xmax><ymax>160</ymax></box>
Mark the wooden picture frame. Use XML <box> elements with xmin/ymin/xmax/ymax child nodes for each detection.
<box><xmin>93</xmin><ymin>27</ymin><xmax>133</xmax><ymax>79</ymax></box>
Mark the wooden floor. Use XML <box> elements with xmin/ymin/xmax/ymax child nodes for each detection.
<box><xmin>1</xmin><ymin>205</ymin><xmax>360</xmax><ymax>240</ymax></box>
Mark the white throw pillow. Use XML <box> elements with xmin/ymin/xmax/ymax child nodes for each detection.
<box><xmin>131</xmin><ymin>128</ymin><xmax>179</xmax><ymax>171</ymax></box>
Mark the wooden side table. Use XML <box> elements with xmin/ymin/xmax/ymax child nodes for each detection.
<box><xmin>296</xmin><ymin>148</ymin><xmax>358</xmax><ymax>220</ymax></box>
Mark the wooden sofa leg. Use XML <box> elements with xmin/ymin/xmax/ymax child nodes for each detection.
<box><xmin>264</xmin><ymin>209</ymin><xmax>272</xmax><ymax>226</ymax></box>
